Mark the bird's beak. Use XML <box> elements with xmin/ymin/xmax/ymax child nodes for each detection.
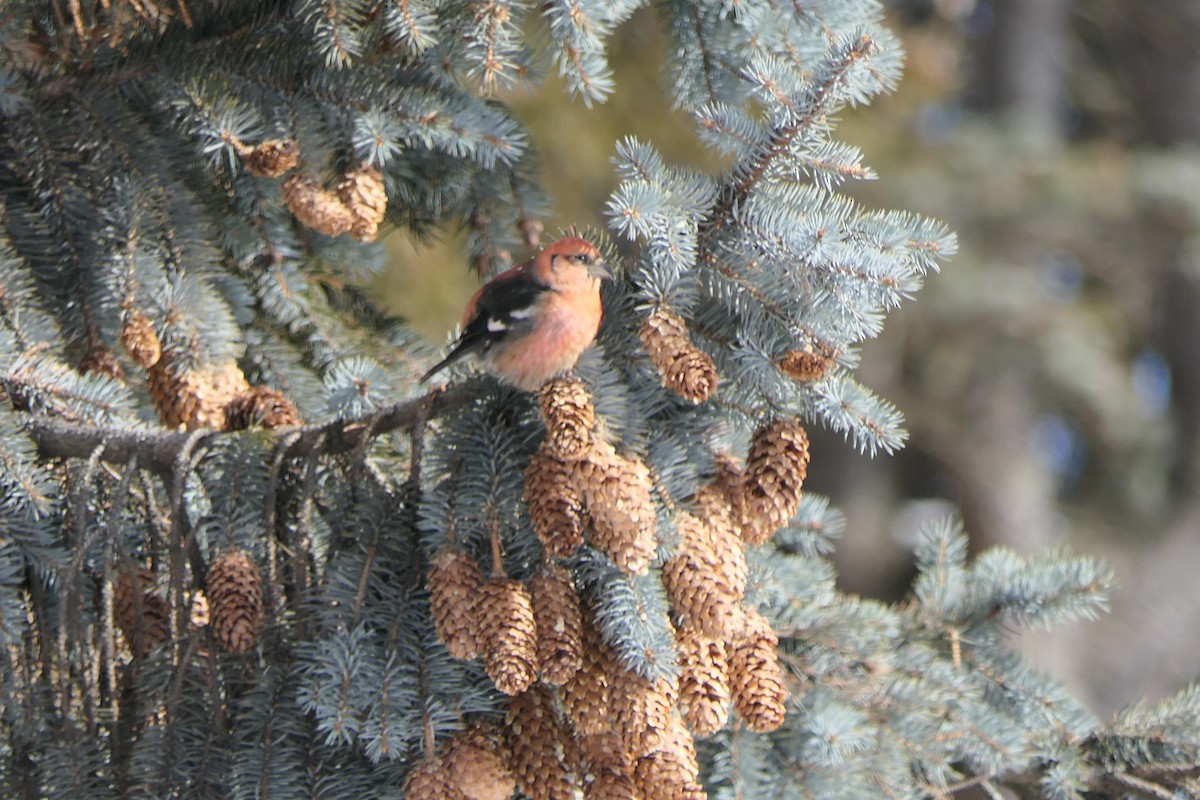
<box><xmin>589</xmin><ymin>260</ymin><xmax>613</xmax><ymax>281</ymax></box>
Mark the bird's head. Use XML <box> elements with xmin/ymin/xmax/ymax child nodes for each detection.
<box><xmin>542</xmin><ymin>236</ymin><xmax>612</xmax><ymax>283</ymax></box>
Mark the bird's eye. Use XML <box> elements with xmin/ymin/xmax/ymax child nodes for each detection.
<box><xmin>577</xmin><ymin>254</ymin><xmax>593</xmax><ymax>266</ymax></box>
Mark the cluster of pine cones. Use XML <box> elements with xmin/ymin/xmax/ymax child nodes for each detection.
<box><xmin>113</xmin><ymin>548</ymin><xmax>264</xmax><ymax>657</ymax></box>
<box><xmin>423</xmin><ymin>376</ymin><xmax>811</xmax><ymax>799</ymax></box>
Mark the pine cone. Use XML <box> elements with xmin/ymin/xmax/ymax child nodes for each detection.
<box><xmin>584</xmin><ymin>767</ymin><xmax>638</xmax><ymax>800</ymax></box>
<box><xmin>337</xmin><ymin>163</ymin><xmax>388</xmax><ymax>243</ymax></box>
<box><xmin>78</xmin><ymin>345</ymin><xmax>124</xmax><ymax>381</ymax></box>
<box><xmin>609</xmin><ymin>665</ymin><xmax>678</xmax><ymax>755</ymax></box>
<box><xmin>530</xmin><ymin>563</ymin><xmax>583</xmax><ymax>685</ymax></box>
<box><xmin>538</xmin><ymin>377</ymin><xmax>596</xmax><ymax>460</ymax></box>
<box><xmin>114</xmin><ymin>565</ymin><xmax>169</xmax><ymax>657</ymax></box>
<box><xmin>728</xmin><ymin>609</ymin><xmax>788</xmax><ymax>733</ymax></box>
<box><xmin>738</xmin><ymin>419</ymin><xmax>810</xmax><ymax>545</ymax></box>
<box><xmin>525</xmin><ymin>448</ymin><xmax>586</xmax><ymax>558</ymax></box>
<box><xmin>779</xmin><ymin>347</ymin><xmax>833</xmax><ymax>382</ymax></box>
<box><xmin>444</xmin><ymin>723</ymin><xmax>516</xmax><ymax>800</ymax></box>
<box><xmin>205</xmin><ymin>549</ymin><xmax>263</xmax><ymax>654</ymax></box>
<box><xmin>120</xmin><ymin>307</ymin><xmax>161</xmax><ymax>368</ymax></box>
<box><xmin>662</xmin><ymin>513</ymin><xmax>746</xmax><ymax>639</ymax></box>
<box><xmin>148</xmin><ymin>358</ymin><xmax>251</xmax><ymax>430</ymax></box>
<box><xmin>639</xmin><ymin>308</ymin><xmax>719</xmax><ymax>404</ymax></box>
<box><xmin>428</xmin><ymin>549</ymin><xmax>483</xmax><ymax>660</ymax></box>
<box><xmin>404</xmin><ymin>754</ymin><xmax>468</xmax><ymax>800</ymax></box>
<box><xmin>676</xmin><ymin>626</ymin><xmax>731</xmax><ymax>736</ymax></box>
<box><xmin>244</xmin><ymin>138</ymin><xmax>300</xmax><ymax>178</ymax></box>
<box><xmin>561</xmin><ymin>614</ymin><xmax>614</xmax><ymax>737</ymax></box>
<box><xmin>633</xmin><ymin>751</ymin><xmax>706</xmax><ymax>800</ymax></box>
<box><xmin>507</xmin><ymin>687</ymin><xmax>576</xmax><ymax>800</ymax></box>
<box><xmin>475</xmin><ymin>578</ymin><xmax>538</xmax><ymax>695</ymax></box>
<box><xmin>572</xmin><ymin>444</ymin><xmax>657</xmax><ymax>576</ymax></box>
<box><xmin>639</xmin><ymin>713</ymin><xmax>699</xmax><ymax>779</ymax></box>
<box><xmin>282</xmin><ymin>172</ymin><xmax>355</xmax><ymax>237</ymax></box>
<box><xmin>224</xmin><ymin>385</ymin><xmax>302</xmax><ymax>430</ymax></box>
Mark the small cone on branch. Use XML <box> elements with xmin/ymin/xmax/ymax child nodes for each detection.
<box><xmin>728</xmin><ymin>608</ymin><xmax>788</xmax><ymax>733</ymax></box>
<box><xmin>738</xmin><ymin>419</ymin><xmax>810</xmax><ymax>545</ymax></box>
<box><xmin>337</xmin><ymin>162</ymin><xmax>388</xmax><ymax>243</ymax></box>
<box><xmin>403</xmin><ymin>754</ymin><xmax>468</xmax><ymax>800</ymax></box>
<box><xmin>779</xmin><ymin>347</ymin><xmax>833</xmax><ymax>382</ymax></box>
<box><xmin>224</xmin><ymin>385</ymin><xmax>302</xmax><ymax>430</ymax></box>
<box><xmin>282</xmin><ymin>172</ymin><xmax>356</xmax><ymax>237</ymax></box>
<box><xmin>120</xmin><ymin>306</ymin><xmax>161</xmax><ymax>368</ymax></box>
<box><xmin>475</xmin><ymin>577</ymin><xmax>539</xmax><ymax>695</ymax></box>
<box><xmin>205</xmin><ymin>549</ymin><xmax>263</xmax><ymax>654</ymax></box>
<box><xmin>676</xmin><ymin>626</ymin><xmax>731</xmax><ymax>736</ymax></box>
<box><xmin>444</xmin><ymin>723</ymin><xmax>516</xmax><ymax>800</ymax></box>
<box><xmin>639</xmin><ymin>307</ymin><xmax>719</xmax><ymax>404</ymax></box>
<box><xmin>78</xmin><ymin>345</ymin><xmax>125</xmax><ymax>381</ymax></box>
<box><xmin>572</xmin><ymin>444</ymin><xmax>657</xmax><ymax>575</ymax></box>
<box><xmin>538</xmin><ymin>377</ymin><xmax>596</xmax><ymax>460</ymax></box>
<box><xmin>148</xmin><ymin>358</ymin><xmax>251</xmax><ymax>430</ymax></box>
<box><xmin>609</xmin><ymin>665</ymin><xmax>678</xmax><ymax>753</ymax></box>
<box><xmin>529</xmin><ymin>562</ymin><xmax>583</xmax><ymax>685</ymax></box>
<box><xmin>428</xmin><ymin>549</ymin><xmax>483</xmax><ymax>660</ymax></box>
<box><xmin>507</xmin><ymin>687</ymin><xmax>576</xmax><ymax>800</ymax></box>
<box><xmin>114</xmin><ymin>565</ymin><xmax>169</xmax><ymax>657</ymax></box>
<box><xmin>243</xmin><ymin>138</ymin><xmax>300</xmax><ymax>178</ymax></box>
<box><xmin>561</xmin><ymin>614</ymin><xmax>614</xmax><ymax>737</ymax></box>
<box><xmin>525</xmin><ymin>448</ymin><xmax>586</xmax><ymax>558</ymax></box>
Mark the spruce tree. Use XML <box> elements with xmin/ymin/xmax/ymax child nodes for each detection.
<box><xmin>0</xmin><ymin>1</ymin><xmax>1197</xmax><ymax>798</ymax></box>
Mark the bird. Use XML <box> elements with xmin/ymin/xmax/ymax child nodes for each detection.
<box><xmin>421</xmin><ymin>236</ymin><xmax>612</xmax><ymax>391</ymax></box>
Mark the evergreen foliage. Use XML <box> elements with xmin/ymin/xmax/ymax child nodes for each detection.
<box><xmin>0</xmin><ymin>1</ymin><xmax>1196</xmax><ymax>798</ymax></box>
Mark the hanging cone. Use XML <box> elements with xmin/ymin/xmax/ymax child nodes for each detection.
<box><xmin>632</xmin><ymin>750</ymin><xmax>706</xmax><ymax>800</ymax></box>
<box><xmin>728</xmin><ymin>608</ymin><xmax>788</xmax><ymax>732</ymax></box>
<box><xmin>738</xmin><ymin>419</ymin><xmax>810</xmax><ymax>545</ymax></box>
<box><xmin>114</xmin><ymin>565</ymin><xmax>169</xmax><ymax>658</ymax></box>
<box><xmin>120</xmin><ymin>306</ymin><xmax>161</xmax><ymax>368</ymax></box>
<box><xmin>507</xmin><ymin>687</ymin><xmax>576</xmax><ymax>800</ymax></box>
<box><xmin>428</xmin><ymin>549</ymin><xmax>483</xmax><ymax>660</ymax></box>
<box><xmin>78</xmin><ymin>345</ymin><xmax>125</xmax><ymax>381</ymax></box>
<box><xmin>530</xmin><ymin>562</ymin><xmax>583</xmax><ymax>685</ymax></box>
<box><xmin>148</xmin><ymin>358</ymin><xmax>251</xmax><ymax>430</ymax></box>
<box><xmin>639</xmin><ymin>307</ymin><xmax>719</xmax><ymax>404</ymax></box>
<box><xmin>337</xmin><ymin>162</ymin><xmax>388</xmax><ymax>243</ymax></box>
<box><xmin>205</xmin><ymin>549</ymin><xmax>263</xmax><ymax>654</ymax></box>
<box><xmin>538</xmin><ymin>377</ymin><xmax>596</xmax><ymax>460</ymax></box>
<box><xmin>676</xmin><ymin>626</ymin><xmax>731</xmax><ymax>736</ymax></box>
<box><xmin>475</xmin><ymin>578</ymin><xmax>538</xmax><ymax>695</ymax></box>
<box><xmin>403</xmin><ymin>754</ymin><xmax>468</xmax><ymax>800</ymax></box>
<box><xmin>224</xmin><ymin>385</ymin><xmax>302</xmax><ymax>430</ymax></box>
<box><xmin>662</xmin><ymin>513</ymin><xmax>746</xmax><ymax>639</ymax></box>
<box><xmin>608</xmin><ymin>665</ymin><xmax>678</xmax><ymax>755</ymax></box>
<box><xmin>525</xmin><ymin>447</ymin><xmax>586</xmax><ymax>558</ymax></box>
<box><xmin>561</xmin><ymin>613</ymin><xmax>614</xmax><ymax>738</ymax></box>
<box><xmin>243</xmin><ymin>138</ymin><xmax>300</xmax><ymax>178</ymax></box>
<box><xmin>572</xmin><ymin>443</ymin><xmax>657</xmax><ymax>576</ymax></box>
<box><xmin>282</xmin><ymin>172</ymin><xmax>355</xmax><ymax>237</ymax></box>
<box><xmin>779</xmin><ymin>347</ymin><xmax>833</xmax><ymax>382</ymax></box>
<box><xmin>443</xmin><ymin>723</ymin><xmax>516</xmax><ymax>800</ymax></box>
<box><xmin>578</xmin><ymin>731</ymin><xmax>636</xmax><ymax>800</ymax></box>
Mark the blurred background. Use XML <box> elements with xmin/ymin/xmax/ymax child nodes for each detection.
<box><xmin>371</xmin><ymin>1</ymin><xmax>1200</xmax><ymax>716</ymax></box>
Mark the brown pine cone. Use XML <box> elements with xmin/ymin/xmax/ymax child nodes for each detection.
<box><xmin>114</xmin><ymin>565</ymin><xmax>169</xmax><ymax>657</ymax></box>
<box><xmin>428</xmin><ymin>549</ymin><xmax>483</xmax><ymax>660</ymax></box>
<box><xmin>78</xmin><ymin>345</ymin><xmax>125</xmax><ymax>381</ymax></box>
<box><xmin>608</xmin><ymin>666</ymin><xmax>678</xmax><ymax>755</ymax></box>
<box><xmin>633</xmin><ymin>750</ymin><xmax>706</xmax><ymax>800</ymax></box>
<box><xmin>561</xmin><ymin>614</ymin><xmax>614</xmax><ymax>738</ymax></box>
<box><xmin>529</xmin><ymin>563</ymin><xmax>583</xmax><ymax>685</ymax></box>
<box><xmin>403</xmin><ymin>754</ymin><xmax>468</xmax><ymax>800</ymax></box>
<box><xmin>148</xmin><ymin>358</ymin><xmax>251</xmax><ymax>430</ymax></box>
<box><xmin>443</xmin><ymin>723</ymin><xmax>516</xmax><ymax>800</ymax></box>
<box><xmin>676</xmin><ymin>626</ymin><xmax>731</xmax><ymax>736</ymax></box>
<box><xmin>538</xmin><ymin>377</ymin><xmax>596</xmax><ymax>460</ymax></box>
<box><xmin>584</xmin><ymin>767</ymin><xmax>638</xmax><ymax>800</ymax></box>
<box><xmin>572</xmin><ymin>444</ymin><xmax>657</xmax><ymax>575</ymax></box>
<box><xmin>244</xmin><ymin>139</ymin><xmax>300</xmax><ymax>178</ymax></box>
<box><xmin>728</xmin><ymin>609</ymin><xmax>788</xmax><ymax>733</ymax></box>
<box><xmin>639</xmin><ymin>308</ymin><xmax>719</xmax><ymax>404</ymax></box>
<box><xmin>120</xmin><ymin>307</ymin><xmax>161</xmax><ymax>368</ymax></box>
<box><xmin>525</xmin><ymin>447</ymin><xmax>586</xmax><ymax>558</ymax></box>
<box><xmin>779</xmin><ymin>347</ymin><xmax>833</xmax><ymax>382</ymax></box>
<box><xmin>337</xmin><ymin>163</ymin><xmax>388</xmax><ymax>243</ymax></box>
<box><xmin>224</xmin><ymin>386</ymin><xmax>302</xmax><ymax>430</ymax></box>
<box><xmin>507</xmin><ymin>687</ymin><xmax>576</xmax><ymax>800</ymax></box>
<box><xmin>662</xmin><ymin>513</ymin><xmax>746</xmax><ymax>639</ymax></box>
<box><xmin>282</xmin><ymin>172</ymin><xmax>355</xmax><ymax>237</ymax></box>
<box><xmin>205</xmin><ymin>549</ymin><xmax>263</xmax><ymax>654</ymax></box>
<box><xmin>739</xmin><ymin>419</ymin><xmax>810</xmax><ymax>545</ymax></box>
<box><xmin>475</xmin><ymin>578</ymin><xmax>538</xmax><ymax>695</ymax></box>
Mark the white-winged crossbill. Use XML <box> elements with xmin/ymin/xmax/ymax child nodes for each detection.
<box><xmin>422</xmin><ymin>236</ymin><xmax>612</xmax><ymax>391</ymax></box>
